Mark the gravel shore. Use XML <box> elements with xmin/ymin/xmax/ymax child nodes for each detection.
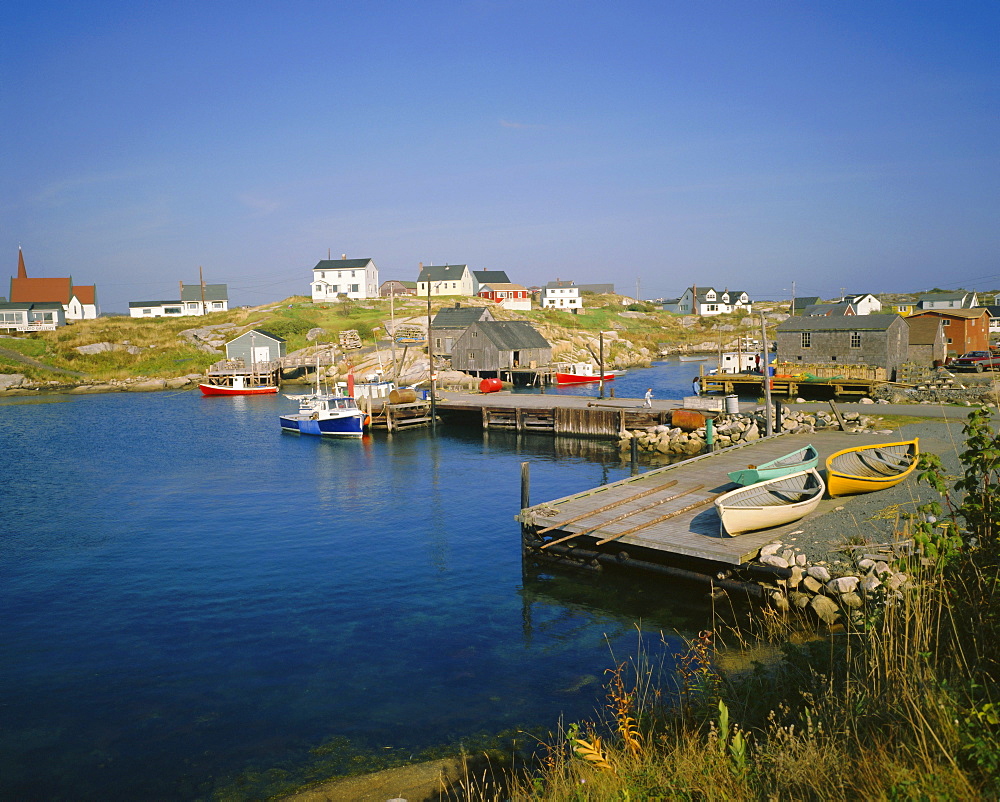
<box><xmin>788</xmin><ymin>418</ymin><xmax>969</xmax><ymax>568</ymax></box>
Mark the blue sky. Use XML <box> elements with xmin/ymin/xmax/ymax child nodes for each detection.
<box><xmin>2</xmin><ymin>1</ymin><xmax>997</xmax><ymax>311</ymax></box>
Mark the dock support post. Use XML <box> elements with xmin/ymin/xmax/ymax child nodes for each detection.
<box><xmin>630</xmin><ymin>436</ymin><xmax>638</xmax><ymax>476</ymax></box>
<box><xmin>705</xmin><ymin>417</ymin><xmax>714</xmax><ymax>452</ymax></box>
<box><xmin>520</xmin><ymin>461</ymin><xmax>531</xmax><ymax>536</ymax></box>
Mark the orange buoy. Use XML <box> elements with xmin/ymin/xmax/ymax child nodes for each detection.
<box><xmin>670</xmin><ymin>409</ymin><xmax>706</xmax><ymax>432</ymax></box>
<box><xmin>479</xmin><ymin>378</ymin><xmax>503</xmax><ymax>394</ymax></box>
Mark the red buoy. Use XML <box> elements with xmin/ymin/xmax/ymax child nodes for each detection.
<box><xmin>479</xmin><ymin>378</ymin><xmax>503</xmax><ymax>394</ymax></box>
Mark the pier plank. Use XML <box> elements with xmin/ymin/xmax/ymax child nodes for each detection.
<box><xmin>521</xmin><ymin>429</ymin><xmax>910</xmax><ymax>566</ymax></box>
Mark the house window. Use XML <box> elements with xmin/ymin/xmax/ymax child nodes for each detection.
<box><xmin>350</xmin><ymin>284</ymin><xmax>359</xmax><ymax>293</ymax></box>
<box><xmin>947</xmin><ymin>338</ymin><xmax>953</xmax><ymax>344</ymax></box>
<box><xmin>187</xmin><ymin>302</ymin><xmax>199</xmax><ymax>309</ymax></box>
<box><xmin>802</xmin><ymin>332</ymin><xmax>811</xmax><ymax>348</ymax></box>
<box><xmin>212</xmin><ymin>302</ymin><xmax>223</xmax><ymax>309</ymax></box>
<box><xmin>165</xmin><ymin>307</ymin><xmax>181</xmax><ymax>314</ymax></box>
<box><xmin>942</xmin><ymin>319</ymin><xmax>950</xmax><ymax>326</ymax></box>
<box><xmin>314</xmin><ymin>284</ymin><xmax>323</xmax><ymax>292</ymax></box>
<box><xmin>468</xmin><ymin>351</ymin><xmax>475</xmax><ymax>360</ymax></box>
<box><xmin>435</xmin><ymin>338</ymin><xmax>442</xmax><ymax>349</ymax></box>
<box><xmin>330</xmin><ymin>285</ymin><xmax>339</xmax><ymax>293</ymax></box>
<box><xmin>142</xmin><ymin>308</ymin><xmax>152</xmax><ymax>315</ymax></box>
<box><xmin>850</xmin><ymin>332</ymin><xmax>861</xmax><ymax>348</ymax></box>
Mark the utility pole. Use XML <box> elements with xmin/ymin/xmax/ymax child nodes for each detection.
<box><xmin>427</xmin><ymin>277</ymin><xmax>436</xmax><ymax>429</ymax></box>
<box><xmin>389</xmin><ymin>289</ymin><xmax>397</xmax><ymax>382</ymax></box>
<box><xmin>790</xmin><ymin>280</ymin><xmax>796</xmax><ymax>315</ymax></box>
<box><xmin>760</xmin><ymin>312</ymin><xmax>773</xmax><ymax>436</ymax></box>
<box><xmin>598</xmin><ymin>331</ymin><xmax>605</xmax><ymax>399</ymax></box>
<box><xmin>199</xmin><ymin>265</ymin><xmax>207</xmax><ymax>315</ymax></box>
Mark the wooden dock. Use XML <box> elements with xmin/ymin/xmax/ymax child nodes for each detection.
<box><xmin>437</xmin><ymin>392</ymin><xmax>674</xmax><ymax>438</ymax></box>
<box><xmin>699</xmin><ymin>374</ymin><xmax>881</xmax><ymax>398</ymax></box>
<box><xmin>518</xmin><ymin>429</ymin><xmax>905</xmax><ymax>572</ymax></box>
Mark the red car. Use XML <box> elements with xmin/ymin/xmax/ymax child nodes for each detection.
<box><xmin>950</xmin><ymin>351</ymin><xmax>1000</xmax><ymax>372</ymax></box>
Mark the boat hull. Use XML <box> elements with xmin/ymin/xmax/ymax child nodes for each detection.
<box><xmin>825</xmin><ymin>439</ymin><xmax>919</xmax><ymax>497</ymax></box>
<box><xmin>200</xmin><ymin>383</ymin><xmax>278</xmax><ymax>396</ymax></box>
<box><xmin>279</xmin><ymin>413</ymin><xmax>365</xmax><ymax>437</ymax></box>
<box><xmin>555</xmin><ymin>372</ymin><xmax>616</xmax><ymax>384</ymax></box>
<box><xmin>727</xmin><ymin>444</ymin><xmax>819</xmax><ymax>486</ymax></box>
<box><xmin>715</xmin><ymin>468</ymin><xmax>825</xmax><ymax>536</ymax></box>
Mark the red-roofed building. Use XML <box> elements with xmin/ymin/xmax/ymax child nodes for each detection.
<box><xmin>8</xmin><ymin>249</ymin><xmax>98</xmax><ymax>320</ymax></box>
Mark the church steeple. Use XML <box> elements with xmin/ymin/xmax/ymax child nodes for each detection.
<box><xmin>17</xmin><ymin>247</ymin><xmax>27</xmax><ymax>279</ymax></box>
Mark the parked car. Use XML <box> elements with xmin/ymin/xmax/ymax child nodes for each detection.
<box><xmin>950</xmin><ymin>351</ymin><xmax>1000</xmax><ymax>372</ymax></box>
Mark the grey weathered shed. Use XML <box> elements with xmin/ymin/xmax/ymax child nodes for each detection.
<box><xmin>430</xmin><ymin>303</ymin><xmax>495</xmax><ymax>356</ymax></box>
<box><xmin>450</xmin><ymin>320</ymin><xmax>552</xmax><ymax>375</ymax></box>
<box><xmin>225</xmin><ymin>329</ymin><xmax>287</xmax><ymax>365</ymax></box>
<box><xmin>775</xmin><ymin>315</ymin><xmax>909</xmax><ymax>381</ymax></box>
<box><xmin>905</xmin><ymin>317</ymin><xmax>947</xmax><ymax>367</ymax></box>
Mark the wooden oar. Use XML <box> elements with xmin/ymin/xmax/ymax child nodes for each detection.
<box><xmin>594</xmin><ymin>491</ymin><xmax>728</xmax><ymax>545</ymax></box>
<box><xmin>535</xmin><ymin>479</ymin><xmax>678</xmax><ymax>535</ymax></box>
<box><xmin>541</xmin><ymin>485</ymin><xmax>705</xmax><ymax>549</ymax></box>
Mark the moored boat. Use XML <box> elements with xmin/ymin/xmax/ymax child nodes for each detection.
<box><xmin>679</xmin><ymin>354</ymin><xmax>710</xmax><ymax>362</ymax></box>
<box><xmin>555</xmin><ymin>362</ymin><xmax>617</xmax><ymax>384</ymax></box>
<box><xmin>199</xmin><ymin>375</ymin><xmax>278</xmax><ymax>395</ymax></box>
<box><xmin>279</xmin><ymin>393</ymin><xmax>367</xmax><ymax>437</ymax></box>
<box><xmin>727</xmin><ymin>444</ymin><xmax>819</xmax><ymax>486</ymax></box>
<box><xmin>715</xmin><ymin>468</ymin><xmax>826</xmax><ymax>536</ymax></box>
<box><xmin>825</xmin><ymin>439</ymin><xmax>919</xmax><ymax>497</ymax></box>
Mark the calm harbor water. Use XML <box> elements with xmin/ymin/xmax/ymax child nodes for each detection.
<box><xmin>2</xmin><ymin>361</ymin><xmax>714</xmax><ymax>799</ymax></box>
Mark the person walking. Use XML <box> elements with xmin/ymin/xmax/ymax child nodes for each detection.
<box><xmin>644</xmin><ymin>387</ymin><xmax>653</xmax><ymax>408</ymax></box>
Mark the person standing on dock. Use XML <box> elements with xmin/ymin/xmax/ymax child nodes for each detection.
<box><xmin>644</xmin><ymin>387</ymin><xmax>653</xmax><ymax>408</ymax></box>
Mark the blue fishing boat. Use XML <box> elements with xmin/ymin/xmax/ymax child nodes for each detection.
<box><xmin>727</xmin><ymin>444</ymin><xmax>819</xmax><ymax>486</ymax></box>
<box><xmin>279</xmin><ymin>359</ymin><xmax>368</xmax><ymax>437</ymax></box>
<box><xmin>279</xmin><ymin>392</ymin><xmax>367</xmax><ymax>437</ymax></box>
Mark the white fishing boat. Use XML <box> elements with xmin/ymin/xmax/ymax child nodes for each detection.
<box><xmin>715</xmin><ymin>468</ymin><xmax>825</xmax><ymax>536</ymax></box>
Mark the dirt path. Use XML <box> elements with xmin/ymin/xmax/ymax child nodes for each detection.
<box><xmin>0</xmin><ymin>346</ymin><xmax>86</xmax><ymax>377</ymax></box>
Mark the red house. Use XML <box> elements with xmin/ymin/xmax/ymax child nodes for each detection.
<box><xmin>907</xmin><ymin>309</ymin><xmax>990</xmax><ymax>357</ymax></box>
<box><xmin>478</xmin><ymin>282</ymin><xmax>531</xmax><ymax>311</ymax></box>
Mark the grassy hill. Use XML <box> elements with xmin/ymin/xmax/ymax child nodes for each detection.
<box><xmin>0</xmin><ymin>294</ymin><xmax>780</xmax><ymax>386</ymax></box>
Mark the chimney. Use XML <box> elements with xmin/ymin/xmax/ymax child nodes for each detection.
<box><xmin>342</xmin><ymin>254</ymin><xmax>347</xmax><ymax>260</ymax></box>
<box><xmin>328</xmin><ymin>248</ymin><xmax>331</xmax><ymax>259</ymax></box>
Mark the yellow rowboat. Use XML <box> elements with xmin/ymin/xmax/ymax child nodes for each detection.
<box><xmin>825</xmin><ymin>439</ymin><xmax>919</xmax><ymax>497</ymax></box>
<box><xmin>715</xmin><ymin>469</ymin><xmax>826</xmax><ymax>537</ymax></box>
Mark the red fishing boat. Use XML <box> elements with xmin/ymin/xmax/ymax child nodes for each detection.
<box><xmin>554</xmin><ymin>362</ymin><xmax>617</xmax><ymax>384</ymax></box>
<box><xmin>199</xmin><ymin>375</ymin><xmax>279</xmax><ymax>395</ymax></box>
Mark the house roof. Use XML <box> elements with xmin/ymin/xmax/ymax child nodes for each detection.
<box><xmin>691</xmin><ymin>287</ymin><xmax>749</xmax><ymax>302</ymax></box>
<box><xmin>918</xmin><ymin>291</ymin><xmax>973</xmax><ymax>303</ymax></box>
<box><xmin>802</xmin><ymin>302</ymin><xmax>854</xmax><ymax>316</ymax></box>
<box><xmin>129</xmin><ymin>300</ymin><xmax>182</xmax><ymax>308</ymax></box>
<box><xmin>479</xmin><ymin>283</ymin><xmax>527</xmax><ymax>293</ymax></box>
<box><xmin>776</xmin><ymin>315</ymin><xmax>902</xmax><ymax>332</ymax></box>
<box><xmin>473</xmin><ymin>270</ymin><xmax>510</xmax><ymax>284</ymax></box>
<box><xmin>546</xmin><ymin>280</ymin><xmax>577</xmax><ymax>289</ymax></box>
<box><xmin>418</xmin><ymin>264</ymin><xmax>469</xmax><ymax>283</ymax></box>
<box><xmin>432</xmin><ymin>305</ymin><xmax>492</xmax><ymax>328</ymax></box>
<box><xmin>73</xmin><ymin>285</ymin><xmax>96</xmax><ymax>304</ymax></box>
<box><xmin>466</xmin><ymin>320</ymin><xmax>550</xmax><ymax>350</ymax></box>
<box><xmin>910</xmin><ymin>308</ymin><xmax>989</xmax><ymax>320</ymax></box>
<box><xmin>230</xmin><ymin>328</ymin><xmax>286</xmax><ymax>344</ymax></box>
<box><xmin>0</xmin><ymin>300</ymin><xmax>64</xmax><ymax>311</ymax></box>
<box><xmin>313</xmin><ymin>258</ymin><xmax>375</xmax><ymax>271</ymax></box>
<box><xmin>380</xmin><ymin>279</ymin><xmax>416</xmax><ymax>288</ymax></box>
<box><xmin>10</xmin><ymin>275</ymin><xmax>74</xmax><ymax>304</ymax></box>
<box><xmin>180</xmin><ymin>283</ymin><xmax>228</xmax><ymax>302</ymax></box>
<box><xmin>791</xmin><ymin>296</ymin><xmax>821</xmax><ymax>312</ymax></box>
<box><xmin>905</xmin><ymin>317</ymin><xmax>944</xmax><ymax>345</ymax></box>
<box><xmin>983</xmin><ymin>305</ymin><xmax>1000</xmax><ymax>317</ymax></box>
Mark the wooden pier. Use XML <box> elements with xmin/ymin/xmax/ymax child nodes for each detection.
<box><xmin>517</xmin><ymin>429</ymin><xmax>905</xmax><ymax>582</ymax></box>
<box><xmin>699</xmin><ymin>373</ymin><xmax>882</xmax><ymax>398</ymax></box>
<box><xmin>367</xmin><ymin>400</ymin><xmax>436</xmax><ymax>432</ymax></box>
